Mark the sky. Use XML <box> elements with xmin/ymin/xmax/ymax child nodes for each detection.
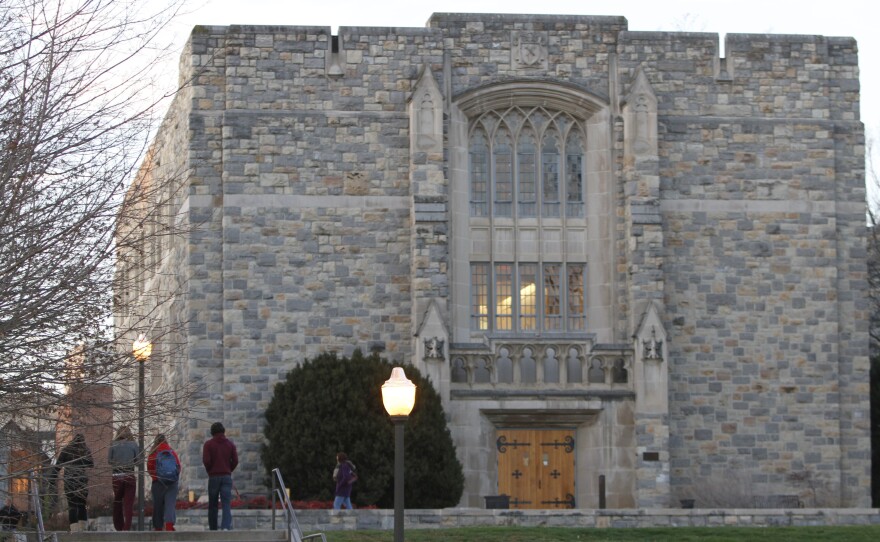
<box><xmin>157</xmin><ymin>0</ymin><xmax>879</xmax><ymax>180</ymax></box>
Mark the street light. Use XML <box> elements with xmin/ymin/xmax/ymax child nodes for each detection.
<box><xmin>132</xmin><ymin>335</ymin><xmax>151</xmax><ymax>531</ymax></box>
<box><xmin>381</xmin><ymin>367</ymin><xmax>416</xmax><ymax>542</ymax></box>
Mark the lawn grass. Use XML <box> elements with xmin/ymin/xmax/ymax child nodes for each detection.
<box><xmin>315</xmin><ymin>525</ymin><xmax>880</xmax><ymax>541</ymax></box>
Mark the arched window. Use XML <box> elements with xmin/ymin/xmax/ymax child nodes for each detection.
<box><xmin>468</xmin><ymin>108</ymin><xmax>584</xmax><ymax>219</ymax></box>
<box><xmin>466</xmin><ymin>106</ymin><xmax>589</xmax><ymax>334</ymax></box>
<box><xmin>453</xmin><ymin>82</ymin><xmax>610</xmax><ymax>342</ymax></box>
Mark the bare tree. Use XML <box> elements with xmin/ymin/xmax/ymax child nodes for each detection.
<box><xmin>0</xmin><ymin>0</ymin><xmax>200</xmax><ymax>511</ymax></box>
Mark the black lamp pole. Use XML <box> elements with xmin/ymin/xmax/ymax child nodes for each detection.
<box><xmin>137</xmin><ymin>358</ymin><xmax>145</xmax><ymax>531</ymax></box>
<box><xmin>392</xmin><ymin>415</ymin><xmax>407</xmax><ymax>542</ymax></box>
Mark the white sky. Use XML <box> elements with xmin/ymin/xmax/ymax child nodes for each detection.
<box><xmin>160</xmin><ymin>0</ymin><xmax>879</xmax><ymax>177</ymax></box>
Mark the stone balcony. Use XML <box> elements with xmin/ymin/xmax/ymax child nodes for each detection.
<box><xmin>449</xmin><ymin>340</ymin><xmax>634</xmax><ymax>399</ymax></box>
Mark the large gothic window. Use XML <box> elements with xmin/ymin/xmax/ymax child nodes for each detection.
<box><xmin>464</xmin><ymin>102</ymin><xmax>591</xmax><ymax>335</ymax></box>
<box><xmin>468</xmin><ymin>108</ymin><xmax>585</xmax><ymax>218</ymax></box>
<box><xmin>455</xmin><ymin>83</ymin><xmax>606</xmax><ymax>341</ymax></box>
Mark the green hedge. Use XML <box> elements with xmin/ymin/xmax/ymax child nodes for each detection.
<box><xmin>262</xmin><ymin>350</ymin><xmax>464</xmax><ymax>508</ymax></box>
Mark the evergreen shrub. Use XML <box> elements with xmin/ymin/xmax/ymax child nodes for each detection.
<box><xmin>261</xmin><ymin>350</ymin><xmax>464</xmax><ymax>508</ymax></box>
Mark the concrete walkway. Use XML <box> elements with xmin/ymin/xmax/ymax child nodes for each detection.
<box><xmin>23</xmin><ymin>531</ymin><xmax>288</xmax><ymax>542</ymax></box>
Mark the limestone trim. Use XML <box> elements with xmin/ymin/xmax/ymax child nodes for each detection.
<box><xmin>455</xmin><ymin>80</ymin><xmax>608</xmax><ymax>119</ymax></box>
<box><xmin>482</xmin><ymin>408</ymin><xmax>598</xmax><ymax>426</ymax></box>
<box><xmin>408</xmin><ymin>65</ymin><xmax>444</xmax><ymax>154</ymax></box>
<box><xmin>185</xmin><ymin>194</ymin><xmax>410</xmax><ymax>209</ymax></box>
<box><xmin>622</xmin><ymin>67</ymin><xmax>658</xmax><ymax>161</ymax></box>
<box><xmin>659</xmin><ymin>199</ymin><xmax>863</xmax><ymax>214</ymax></box>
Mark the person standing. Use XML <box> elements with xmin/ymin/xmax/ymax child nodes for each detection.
<box><xmin>202</xmin><ymin>422</ymin><xmax>238</xmax><ymax>531</ymax></box>
<box><xmin>0</xmin><ymin>499</ymin><xmax>22</xmax><ymax>532</ymax></box>
<box><xmin>57</xmin><ymin>433</ymin><xmax>94</xmax><ymax>532</ymax></box>
<box><xmin>332</xmin><ymin>452</ymin><xmax>357</xmax><ymax>510</ymax></box>
<box><xmin>107</xmin><ymin>426</ymin><xmax>140</xmax><ymax>531</ymax></box>
<box><xmin>146</xmin><ymin>434</ymin><xmax>180</xmax><ymax>531</ymax></box>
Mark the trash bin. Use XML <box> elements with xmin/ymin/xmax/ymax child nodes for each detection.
<box><xmin>484</xmin><ymin>495</ymin><xmax>510</xmax><ymax>509</ymax></box>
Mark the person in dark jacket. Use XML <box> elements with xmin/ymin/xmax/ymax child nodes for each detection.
<box><xmin>146</xmin><ymin>434</ymin><xmax>180</xmax><ymax>532</ymax></box>
<box><xmin>202</xmin><ymin>422</ymin><xmax>238</xmax><ymax>530</ymax></box>
<box><xmin>57</xmin><ymin>433</ymin><xmax>94</xmax><ymax>531</ymax></box>
<box><xmin>0</xmin><ymin>500</ymin><xmax>22</xmax><ymax>531</ymax></box>
<box><xmin>333</xmin><ymin>452</ymin><xmax>357</xmax><ymax>510</ymax></box>
<box><xmin>107</xmin><ymin>425</ymin><xmax>140</xmax><ymax>531</ymax></box>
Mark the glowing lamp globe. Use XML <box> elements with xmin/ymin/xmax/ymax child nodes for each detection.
<box><xmin>381</xmin><ymin>367</ymin><xmax>416</xmax><ymax>417</ymax></box>
<box><xmin>132</xmin><ymin>336</ymin><xmax>152</xmax><ymax>362</ymax></box>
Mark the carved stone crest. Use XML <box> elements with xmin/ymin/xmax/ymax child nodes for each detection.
<box><xmin>511</xmin><ymin>31</ymin><xmax>548</xmax><ymax>69</ymax></box>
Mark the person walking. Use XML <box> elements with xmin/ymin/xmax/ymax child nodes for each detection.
<box><xmin>107</xmin><ymin>426</ymin><xmax>140</xmax><ymax>531</ymax></box>
<box><xmin>202</xmin><ymin>422</ymin><xmax>238</xmax><ymax>531</ymax></box>
<box><xmin>332</xmin><ymin>452</ymin><xmax>357</xmax><ymax>510</ymax></box>
<box><xmin>146</xmin><ymin>434</ymin><xmax>180</xmax><ymax>531</ymax></box>
<box><xmin>57</xmin><ymin>433</ymin><xmax>94</xmax><ymax>532</ymax></box>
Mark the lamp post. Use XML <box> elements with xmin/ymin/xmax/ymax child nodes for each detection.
<box><xmin>132</xmin><ymin>336</ymin><xmax>151</xmax><ymax>531</ymax></box>
<box><xmin>381</xmin><ymin>367</ymin><xmax>416</xmax><ymax>542</ymax></box>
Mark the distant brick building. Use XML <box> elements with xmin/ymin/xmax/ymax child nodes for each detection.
<box><xmin>116</xmin><ymin>13</ymin><xmax>870</xmax><ymax>508</ymax></box>
<box><xmin>55</xmin><ymin>382</ymin><xmax>113</xmax><ymax>516</ymax></box>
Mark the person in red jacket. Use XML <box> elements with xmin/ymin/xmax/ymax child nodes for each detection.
<box><xmin>202</xmin><ymin>422</ymin><xmax>238</xmax><ymax>530</ymax></box>
<box><xmin>146</xmin><ymin>434</ymin><xmax>180</xmax><ymax>531</ymax></box>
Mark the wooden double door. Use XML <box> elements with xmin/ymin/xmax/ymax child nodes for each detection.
<box><xmin>496</xmin><ymin>429</ymin><xmax>576</xmax><ymax>509</ymax></box>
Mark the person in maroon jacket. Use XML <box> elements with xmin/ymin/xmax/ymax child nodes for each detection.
<box><xmin>202</xmin><ymin>422</ymin><xmax>239</xmax><ymax>530</ymax></box>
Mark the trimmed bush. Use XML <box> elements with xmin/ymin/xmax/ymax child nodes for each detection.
<box><xmin>262</xmin><ymin>350</ymin><xmax>464</xmax><ymax>508</ymax></box>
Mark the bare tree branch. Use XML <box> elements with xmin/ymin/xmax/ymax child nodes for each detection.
<box><xmin>0</xmin><ymin>0</ymin><xmax>205</xmax><ymax>506</ymax></box>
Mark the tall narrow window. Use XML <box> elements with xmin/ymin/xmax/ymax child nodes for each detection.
<box><xmin>470</xmin><ymin>130</ymin><xmax>489</xmax><ymax>216</ymax></box>
<box><xmin>494</xmin><ymin>129</ymin><xmax>513</xmax><ymax>217</ymax></box>
<box><xmin>566</xmin><ymin>131</ymin><xmax>584</xmax><ymax>218</ymax></box>
<box><xmin>471</xmin><ymin>263</ymin><xmax>489</xmax><ymax>330</ymax></box>
<box><xmin>567</xmin><ymin>264</ymin><xmax>586</xmax><ymax>331</ymax></box>
<box><xmin>543</xmin><ymin>263</ymin><xmax>562</xmax><ymax>331</ymax></box>
<box><xmin>542</xmin><ymin>131</ymin><xmax>560</xmax><ymax>218</ymax></box>
<box><xmin>519</xmin><ymin>264</ymin><xmax>537</xmax><ymax>331</ymax></box>
<box><xmin>518</xmin><ymin>129</ymin><xmax>537</xmax><ymax>217</ymax></box>
<box><xmin>495</xmin><ymin>263</ymin><xmax>513</xmax><ymax>331</ymax></box>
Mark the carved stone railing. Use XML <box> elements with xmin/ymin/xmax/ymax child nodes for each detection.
<box><xmin>449</xmin><ymin>341</ymin><xmax>634</xmax><ymax>392</ymax></box>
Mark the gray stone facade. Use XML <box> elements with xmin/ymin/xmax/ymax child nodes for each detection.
<box><xmin>116</xmin><ymin>13</ymin><xmax>871</xmax><ymax>509</ymax></box>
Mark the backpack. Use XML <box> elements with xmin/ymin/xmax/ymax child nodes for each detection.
<box><xmin>156</xmin><ymin>449</ymin><xmax>179</xmax><ymax>483</ymax></box>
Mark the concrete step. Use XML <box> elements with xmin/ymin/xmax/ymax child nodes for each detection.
<box><xmin>21</xmin><ymin>530</ymin><xmax>289</xmax><ymax>542</ymax></box>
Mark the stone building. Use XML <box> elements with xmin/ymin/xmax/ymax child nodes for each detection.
<box><xmin>115</xmin><ymin>13</ymin><xmax>871</xmax><ymax>508</ymax></box>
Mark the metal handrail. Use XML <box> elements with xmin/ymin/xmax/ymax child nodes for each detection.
<box><xmin>28</xmin><ymin>469</ymin><xmax>58</xmax><ymax>542</ymax></box>
<box><xmin>270</xmin><ymin>468</ymin><xmax>326</xmax><ymax>542</ymax></box>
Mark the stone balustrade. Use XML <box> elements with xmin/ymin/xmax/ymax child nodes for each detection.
<box><xmin>449</xmin><ymin>342</ymin><xmax>634</xmax><ymax>393</ymax></box>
